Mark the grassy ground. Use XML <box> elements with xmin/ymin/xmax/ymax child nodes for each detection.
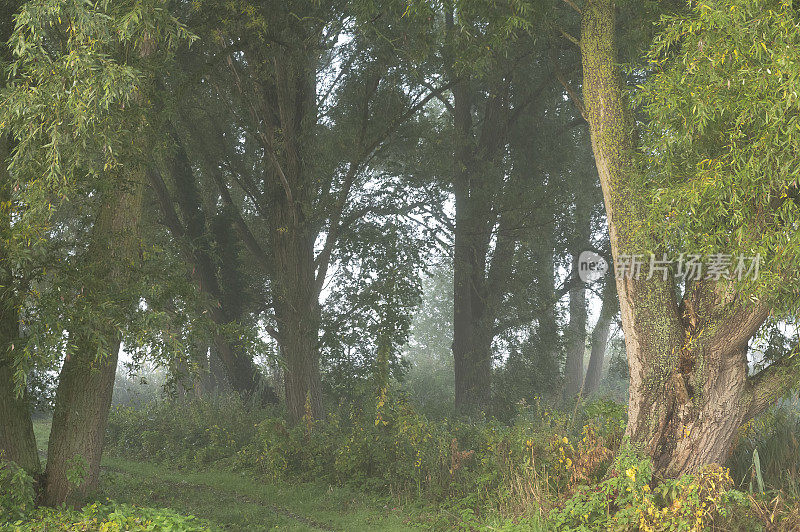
<box><xmin>99</xmin><ymin>457</ymin><xmax>423</xmax><ymax>531</ymax></box>
<box><xmin>31</xmin><ymin>418</ymin><xmax>425</xmax><ymax>531</ymax></box>
<box><xmin>30</xmin><ymin>417</ymin><xmax>545</xmax><ymax>531</ymax></box>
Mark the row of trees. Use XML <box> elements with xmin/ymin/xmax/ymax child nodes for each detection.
<box><xmin>1</xmin><ymin>0</ymin><xmax>798</xmax><ymax>510</ymax></box>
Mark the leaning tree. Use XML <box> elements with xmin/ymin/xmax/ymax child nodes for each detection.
<box><xmin>580</xmin><ymin>0</ymin><xmax>800</xmax><ymax>475</ymax></box>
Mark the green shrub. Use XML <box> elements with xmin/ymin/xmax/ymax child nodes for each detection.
<box><xmin>107</xmin><ymin>390</ymin><xmax>626</xmax><ymax>520</ymax></box>
<box><xmin>0</xmin><ymin>459</ymin><xmax>35</xmax><ymax>523</ymax></box>
<box><xmin>729</xmin><ymin>406</ymin><xmax>800</xmax><ymax>494</ymax></box>
<box><xmin>549</xmin><ymin>446</ymin><xmax>752</xmax><ymax>532</ymax></box>
<box><xmin>105</xmin><ymin>395</ymin><xmax>271</xmax><ymax>466</ymax></box>
<box><xmin>3</xmin><ymin>501</ymin><xmax>214</xmax><ymax>531</ymax></box>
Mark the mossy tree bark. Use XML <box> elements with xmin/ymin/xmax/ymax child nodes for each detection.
<box><xmin>43</xmin><ymin>174</ymin><xmax>145</xmax><ymax>507</ymax></box>
<box><xmin>580</xmin><ymin>0</ymin><xmax>784</xmax><ymax>475</ymax></box>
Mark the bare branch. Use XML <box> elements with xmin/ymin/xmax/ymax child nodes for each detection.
<box><xmin>562</xmin><ymin>0</ymin><xmax>583</xmax><ymax>14</ymax></box>
<box><xmin>552</xmin><ymin>56</ymin><xmax>588</xmax><ymax>121</ymax></box>
<box><xmin>555</xmin><ymin>24</ymin><xmax>581</xmax><ymax>47</ymax></box>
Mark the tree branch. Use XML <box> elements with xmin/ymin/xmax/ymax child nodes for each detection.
<box><xmin>748</xmin><ymin>348</ymin><xmax>800</xmax><ymax>420</ymax></box>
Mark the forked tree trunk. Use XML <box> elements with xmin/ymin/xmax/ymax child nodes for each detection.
<box><xmin>43</xmin><ymin>174</ymin><xmax>145</xmax><ymax>506</ymax></box>
<box><xmin>580</xmin><ymin>0</ymin><xmax>778</xmax><ymax>475</ymax></box>
<box><xmin>151</xmin><ymin>136</ymin><xmax>277</xmax><ymax>404</ymax></box>
<box><xmin>450</xmin><ymin>66</ymin><xmax>512</xmax><ymax>416</ymax></box>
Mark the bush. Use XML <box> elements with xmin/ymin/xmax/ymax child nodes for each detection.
<box><xmin>4</xmin><ymin>501</ymin><xmax>214</xmax><ymax>531</ymax></box>
<box><xmin>0</xmin><ymin>459</ymin><xmax>35</xmax><ymax>524</ymax></box>
<box><xmin>549</xmin><ymin>446</ymin><xmax>753</xmax><ymax>531</ymax></box>
<box><xmin>729</xmin><ymin>406</ymin><xmax>800</xmax><ymax>494</ymax></box>
<box><xmin>106</xmin><ymin>390</ymin><xmax>628</xmax><ymax>521</ymax></box>
<box><xmin>105</xmin><ymin>394</ymin><xmax>271</xmax><ymax>466</ymax></box>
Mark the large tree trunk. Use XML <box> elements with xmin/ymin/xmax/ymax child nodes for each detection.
<box><xmin>43</xmin><ymin>174</ymin><xmax>145</xmax><ymax>507</ymax></box>
<box><xmin>452</xmin><ymin>187</ymin><xmax>492</xmax><ymax>414</ymax></box>
<box><xmin>583</xmin><ymin>279</ymin><xmax>618</xmax><ymax>396</ymax></box>
<box><xmin>266</xmin><ymin>50</ymin><xmax>324</xmax><ymax>424</ymax></box>
<box><xmin>451</xmin><ymin>75</ymin><xmax>494</xmax><ymax>415</ymax></box>
<box><xmin>0</xmin><ymin>366</ymin><xmax>39</xmax><ymax>474</ymax></box>
<box><xmin>0</xmin><ymin>362</ymin><xmax>39</xmax><ymax>475</ymax></box>
<box><xmin>580</xmin><ymin>0</ymin><xmax>775</xmax><ymax>475</ymax></box>
<box><xmin>0</xmin><ymin>138</ymin><xmax>39</xmax><ymax>475</ymax></box>
<box><xmin>272</xmin><ymin>223</ymin><xmax>322</xmax><ymax>423</ymax></box>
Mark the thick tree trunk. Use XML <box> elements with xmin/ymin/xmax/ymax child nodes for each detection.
<box><xmin>272</xmin><ymin>224</ymin><xmax>322</xmax><ymax>423</ymax></box>
<box><xmin>0</xmin><ymin>366</ymin><xmax>39</xmax><ymax>474</ymax></box>
<box><xmin>583</xmin><ymin>279</ymin><xmax>618</xmax><ymax>396</ymax></box>
<box><xmin>43</xmin><ymin>174</ymin><xmax>145</xmax><ymax>507</ymax></box>
<box><xmin>580</xmin><ymin>0</ymin><xmax>775</xmax><ymax>475</ymax></box>
<box><xmin>43</xmin><ymin>338</ymin><xmax>120</xmax><ymax>507</ymax></box>
<box><xmin>452</xmin><ymin>185</ymin><xmax>492</xmax><ymax>415</ymax></box>
<box><xmin>0</xmin><ymin>249</ymin><xmax>39</xmax><ymax>475</ymax></box>
<box><xmin>450</xmin><ymin>71</ymin><xmax>498</xmax><ymax>416</ymax></box>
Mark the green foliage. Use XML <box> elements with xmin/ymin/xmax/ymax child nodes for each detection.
<box><xmin>5</xmin><ymin>501</ymin><xmax>213</xmax><ymax>531</ymax></box>
<box><xmin>638</xmin><ymin>0</ymin><xmax>800</xmax><ymax>314</ymax></box>
<box><xmin>2</xmin><ymin>0</ymin><xmax>194</xmax><ymax>189</ymax></box>
<box><xmin>730</xmin><ymin>406</ymin><xmax>800</xmax><ymax>494</ymax></box>
<box><xmin>105</xmin><ymin>394</ymin><xmax>624</xmax><ymax>520</ymax></box>
<box><xmin>0</xmin><ymin>0</ymin><xmax>196</xmax><ymax>396</ymax></box>
<box><xmin>549</xmin><ymin>447</ymin><xmax>752</xmax><ymax>531</ymax></box>
<box><xmin>105</xmin><ymin>398</ymin><xmax>800</xmax><ymax>529</ymax></box>
<box><xmin>0</xmin><ymin>459</ymin><xmax>35</xmax><ymax>523</ymax></box>
<box><xmin>105</xmin><ymin>396</ymin><xmax>269</xmax><ymax>466</ymax></box>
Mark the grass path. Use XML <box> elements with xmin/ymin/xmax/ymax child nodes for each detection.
<box><xmin>98</xmin><ymin>457</ymin><xmax>423</xmax><ymax>531</ymax></box>
<box><xmin>36</xmin><ymin>418</ymin><xmax>423</xmax><ymax>531</ymax></box>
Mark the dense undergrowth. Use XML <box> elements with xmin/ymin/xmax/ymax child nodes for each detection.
<box><xmin>6</xmin><ymin>392</ymin><xmax>800</xmax><ymax>530</ymax></box>
<box><xmin>98</xmin><ymin>392</ymin><xmax>800</xmax><ymax>530</ymax></box>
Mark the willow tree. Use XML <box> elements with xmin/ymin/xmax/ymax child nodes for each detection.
<box><xmin>580</xmin><ymin>0</ymin><xmax>800</xmax><ymax>474</ymax></box>
<box><xmin>2</xmin><ymin>0</ymin><xmax>191</xmax><ymax>505</ymax></box>
<box><xmin>0</xmin><ymin>0</ymin><xmax>41</xmax><ymax>476</ymax></box>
